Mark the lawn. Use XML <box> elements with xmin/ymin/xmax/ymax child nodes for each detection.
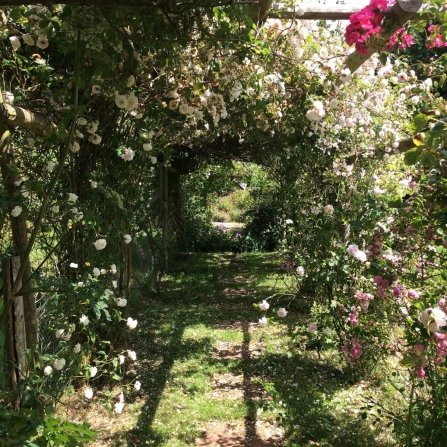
<box><xmin>59</xmin><ymin>252</ymin><xmax>399</xmax><ymax>447</ymax></box>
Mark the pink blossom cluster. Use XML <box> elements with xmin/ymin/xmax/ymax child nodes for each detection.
<box><xmin>373</xmin><ymin>275</ymin><xmax>390</xmax><ymax>298</ymax></box>
<box><xmin>346</xmin><ymin>305</ymin><xmax>360</xmax><ymax>326</ymax></box>
<box><xmin>347</xmin><ymin>244</ymin><xmax>367</xmax><ymax>262</ymax></box>
<box><xmin>415</xmin><ymin>363</ymin><xmax>426</xmax><ymax>378</ymax></box>
<box><xmin>345</xmin><ymin>0</ymin><xmax>414</xmax><ymax>55</ymax></box>
<box><xmin>407</xmin><ymin>289</ymin><xmax>422</xmax><ymax>300</ymax></box>
<box><xmin>413</xmin><ymin>344</ymin><xmax>426</xmax><ymax>378</ymax></box>
<box><xmin>386</xmin><ymin>27</ymin><xmax>414</xmax><ymax>51</ymax></box>
<box><xmin>434</xmin><ymin>332</ymin><xmax>447</xmax><ymax>357</ymax></box>
<box><xmin>367</xmin><ymin>234</ymin><xmax>383</xmax><ymax>258</ymax></box>
<box><xmin>342</xmin><ymin>338</ymin><xmax>363</xmax><ymax>363</ymax></box>
<box><xmin>344</xmin><ymin>0</ymin><xmax>391</xmax><ymax>54</ymax></box>
<box><xmin>393</xmin><ymin>285</ymin><xmax>403</xmax><ymax>298</ymax></box>
<box><xmin>412</xmin><ymin>303</ymin><xmax>447</xmax><ymax>377</ymax></box>
<box><xmin>355</xmin><ymin>290</ymin><xmax>374</xmax><ymax>310</ymax></box>
<box><xmin>426</xmin><ymin>24</ymin><xmax>447</xmax><ymax>48</ymax></box>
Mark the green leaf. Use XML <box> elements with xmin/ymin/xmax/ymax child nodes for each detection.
<box><xmin>404</xmin><ymin>148</ymin><xmax>421</xmax><ymax>165</ymax></box>
<box><xmin>209</xmin><ymin>59</ymin><xmax>220</xmax><ymax>73</ymax></box>
<box><xmin>39</xmin><ymin>19</ymin><xmax>51</xmax><ymax>28</ymax></box>
<box><xmin>412</xmin><ymin>300</ymin><xmax>425</xmax><ymax>311</ymax></box>
<box><xmin>379</xmin><ymin>53</ymin><xmax>387</xmax><ymax>65</ymax></box>
<box><xmin>420</xmin><ymin>151</ymin><xmax>438</xmax><ymax>167</ymax></box>
<box><xmin>410</xmin><ymin>218</ymin><xmax>424</xmax><ymax>229</ymax></box>
<box><xmin>0</xmin><ymin>330</ymin><xmax>5</xmax><ymax>349</ymax></box>
<box><xmin>388</xmin><ymin>197</ymin><xmax>403</xmax><ymax>208</ymax></box>
<box><xmin>413</xmin><ymin>114</ymin><xmax>429</xmax><ymax>132</ymax></box>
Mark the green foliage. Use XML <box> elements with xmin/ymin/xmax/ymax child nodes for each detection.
<box><xmin>0</xmin><ymin>2</ymin><xmax>447</xmax><ymax>446</ymax></box>
<box><xmin>0</xmin><ymin>409</ymin><xmax>96</xmax><ymax>447</ymax></box>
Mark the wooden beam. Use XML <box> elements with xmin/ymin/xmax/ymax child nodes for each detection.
<box><xmin>0</xmin><ymin>103</ymin><xmax>57</xmax><ymax>138</ymax></box>
<box><xmin>270</xmin><ymin>5</ymin><xmax>367</xmax><ymax>21</ymax></box>
<box><xmin>0</xmin><ymin>0</ymin><xmax>231</xmax><ymax>7</ymax></box>
<box><xmin>270</xmin><ymin>4</ymin><xmax>429</xmax><ymax>20</ymax></box>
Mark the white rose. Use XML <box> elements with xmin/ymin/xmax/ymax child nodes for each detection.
<box><xmin>53</xmin><ymin>358</ymin><xmax>66</xmax><ymax>370</ymax></box>
<box><xmin>11</xmin><ymin>206</ymin><xmax>22</xmax><ymax>217</ymax></box>
<box><xmin>73</xmin><ymin>343</ymin><xmax>81</xmax><ymax>354</ymax></box>
<box><xmin>126</xmin><ymin>75</ymin><xmax>136</xmax><ymax>87</ymax></box>
<box><xmin>9</xmin><ymin>36</ymin><xmax>21</xmax><ymax>51</ymax></box>
<box><xmin>45</xmin><ymin>161</ymin><xmax>55</xmax><ymax>172</ymax></box>
<box><xmin>259</xmin><ymin>300</ymin><xmax>269</xmax><ymax>311</ymax></box>
<box><xmin>93</xmin><ymin>239</ymin><xmax>107</xmax><ymax>250</ymax></box>
<box><xmin>258</xmin><ymin>317</ymin><xmax>268</xmax><ymax>327</ymax></box>
<box><xmin>114</xmin><ymin>401</ymin><xmax>124</xmax><ymax>414</ymax></box>
<box><xmin>419</xmin><ymin>307</ymin><xmax>447</xmax><ymax>333</ymax></box>
<box><xmin>277</xmin><ymin>308</ymin><xmax>287</xmax><ymax>318</ymax></box>
<box><xmin>55</xmin><ymin>329</ymin><xmax>65</xmax><ymax>339</ymax></box>
<box><xmin>115</xmin><ymin>94</ymin><xmax>128</xmax><ymax>109</ymax></box>
<box><xmin>68</xmin><ymin>193</ymin><xmax>78</xmax><ymax>203</ymax></box>
<box><xmin>117</xmin><ymin>298</ymin><xmax>127</xmax><ymax>307</ymax></box>
<box><xmin>84</xmin><ymin>388</ymin><xmax>94</xmax><ymax>399</ymax></box>
<box><xmin>127</xmin><ymin>317</ymin><xmax>137</xmax><ymax>329</ymax></box>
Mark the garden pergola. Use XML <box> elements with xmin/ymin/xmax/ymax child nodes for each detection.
<box><xmin>0</xmin><ymin>0</ymin><xmax>426</xmax><ymax>387</ymax></box>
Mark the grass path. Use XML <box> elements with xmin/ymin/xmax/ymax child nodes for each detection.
<box><xmin>77</xmin><ymin>252</ymin><xmax>396</xmax><ymax>447</ymax></box>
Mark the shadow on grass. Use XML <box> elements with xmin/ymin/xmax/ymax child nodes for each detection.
<box><xmin>228</xmin><ymin>343</ymin><xmax>387</xmax><ymax>447</ymax></box>
<box><xmin>111</xmin><ymin>310</ymin><xmax>215</xmax><ymax>446</ymax></box>
<box><xmin>111</xmin><ymin>253</ymin><xmax>385</xmax><ymax>447</ymax></box>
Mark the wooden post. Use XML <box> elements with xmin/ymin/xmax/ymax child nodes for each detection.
<box><xmin>0</xmin><ymin>118</ymin><xmax>38</xmax><ymax>351</ymax></box>
<box><xmin>168</xmin><ymin>168</ymin><xmax>187</xmax><ymax>258</ymax></box>
<box><xmin>161</xmin><ymin>161</ymin><xmax>169</xmax><ymax>273</ymax></box>
<box><xmin>3</xmin><ymin>257</ymin><xmax>27</xmax><ymax>408</ymax></box>
<box><xmin>247</xmin><ymin>0</ymin><xmax>273</xmax><ymax>23</ymax></box>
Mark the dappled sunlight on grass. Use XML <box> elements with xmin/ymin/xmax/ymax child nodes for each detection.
<box><xmin>82</xmin><ymin>253</ymin><xmax>398</xmax><ymax>447</ymax></box>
